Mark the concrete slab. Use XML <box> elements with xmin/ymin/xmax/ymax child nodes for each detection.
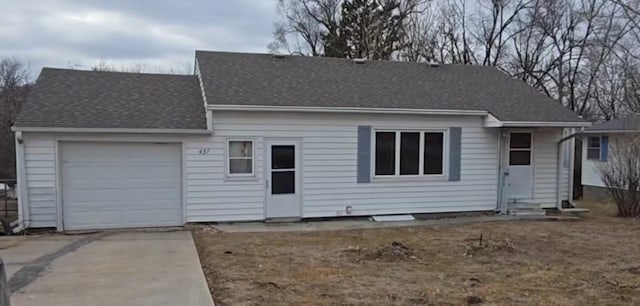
<box><xmin>0</xmin><ymin>235</ymin><xmax>82</xmax><ymax>280</ymax></box>
<box><xmin>5</xmin><ymin>231</ymin><xmax>213</xmax><ymax>306</ymax></box>
<box><xmin>213</xmin><ymin>215</ymin><xmax>580</xmax><ymax>233</ymax></box>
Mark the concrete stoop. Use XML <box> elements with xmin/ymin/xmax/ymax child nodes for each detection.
<box><xmin>508</xmin><ymin>202</ymin><xmax>547</xmax><ymax>216</ymax></box>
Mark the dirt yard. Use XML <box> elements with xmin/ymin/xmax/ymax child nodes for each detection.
<box><xmin>193</xmin><ymin>202</ymin><xmax>640</xmax><ymax>305</ymax></box>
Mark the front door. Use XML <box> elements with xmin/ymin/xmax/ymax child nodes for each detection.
<box><xmin>265</xmin><ymin>139</ymin><xmax>301</xmax><ymax>218</ymax></box>
<box><xmin>505</xmin><ymin>132</ymin><xmax>533</xmax><ymax>200</ymax></box>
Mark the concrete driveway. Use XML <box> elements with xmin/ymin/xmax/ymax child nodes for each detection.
<box><xmin>0</xmin><ymin>231</ymin><xmax>214</xmax><ymax>306</ymax></box>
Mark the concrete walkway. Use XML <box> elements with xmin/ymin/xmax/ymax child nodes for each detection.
<box><xmin>214</xmin><ymin>214</ymin><xmax>579</xmax><ymax>233</ymax></box>
<box><xmin>0</xmin><ymin>231</ymin><xmax>214</xmax><ymax>306</ymax></box>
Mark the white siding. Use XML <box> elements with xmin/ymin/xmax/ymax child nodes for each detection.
<box><xmin>184</xmin><ymin>111</ymin><xmax>500</xmax><ymax>222</ymax></box>
<box><xmin>19</xmin><ymin>112</ymin><xmax>573</xmax><ymax>227</ymax></box>
<box><xmin>532</xmin><ymin>129</ymin><xmax>569</xmax><ymax>207</ymax></box>
<box><xmin>581</xmin><ymin>133</ymin><xmax>622</xmax><ymax>188</ymax></box>
<box><xmin>23</xmin><ymin>136</ymin><xmax>57</xmax><ymax>227</ymax></box>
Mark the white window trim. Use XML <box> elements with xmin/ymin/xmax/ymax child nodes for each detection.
<box><xmin>372</xmin><ymin>129</ymin><xmax>447</xmax><ymax>179</ymax></box>
<box><xmin>226</xmin><ymin>138</ymin><xmax>255</xmax><ymax>178</ymax></box>
<box><xmin>586</xmin><ymin>136</ymin><xmax>601</xmax><ymax>160</ymax></box>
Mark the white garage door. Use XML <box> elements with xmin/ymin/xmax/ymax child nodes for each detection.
<box><xmin>61</xmin><ymin>142</ymin><xmax>182</xmax><ymax>230</ymax></box>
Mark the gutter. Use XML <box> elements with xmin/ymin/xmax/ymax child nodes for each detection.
<box><xmin>582</xmin><ymin>129</ymin><xmax>639</xmax><ymax>134</ymax></box>
<box><xmin>207</xmin><ymin>104</ymin><xmax>489</xmax><ymax>116</ymax></box>
<box><xmin>11</xmin><ymin>127</ymin><xmax>213</xmax><ymax>134</ymax></box>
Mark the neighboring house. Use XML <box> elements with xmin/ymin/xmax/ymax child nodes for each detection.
<box><xmin>11</xmin><ymin>51</ymin><xmax>588</xmax><ymax>231</ymax></box>
<box><xmin>582</xmin><ymin>114</ymin><xmax>640</xmax><ymax>200</ymax></box>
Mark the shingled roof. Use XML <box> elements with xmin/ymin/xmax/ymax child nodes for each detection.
<box><xmin>14</xmin><ymin>68</ymin><xmax>207</xmax><ymax>130</ymax></box>
<box><xmin>585</xmin><ymin>114</ymin><xmax>640</xmax><ymax>132</ymax></box>
<box><xmin>196</xmin><ymin>51</ymin><xmax>583</xmax><ymax>123</ymax></box>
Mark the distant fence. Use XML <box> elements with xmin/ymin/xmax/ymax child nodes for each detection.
<box><xmin>0</xmin><ymin>179</ymin><xmax>17</xmax><ymax>218</ymax></box>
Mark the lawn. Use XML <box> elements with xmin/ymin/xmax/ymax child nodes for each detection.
<box><xmin>193</xmin><ymin>201</ymin><xmax>640</xmax><ymax>305</ymax></box>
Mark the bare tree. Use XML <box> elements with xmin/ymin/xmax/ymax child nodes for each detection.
<box><xmin>0</xmin><ymin>57</ymin><xmax>31</xmax><ymax>180</ymax></box>
<box><xmin>598</xmin><ymin>135</ymin><xmax>640</xmax><ymax>217</ymax></box>
<box><xmin>270</xmin><ymin>0</ymin><xmax>342</xmax><ymax>55</ymax></box>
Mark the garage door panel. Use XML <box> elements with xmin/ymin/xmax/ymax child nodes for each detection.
<box><xmin>61</xmin><ymin>142</ymin><xmax>183</xmax><ymax>230</ymax></box>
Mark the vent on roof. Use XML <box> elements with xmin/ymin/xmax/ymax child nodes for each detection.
<box><xmin>353</xmin><ymin>58</ymin><xmax>366</xmax><ymax>64</ymax></box>
<box><xmin>272</xmin><ymin>53</ymin><xmax>286</xmax><ymax>60</ymax></box>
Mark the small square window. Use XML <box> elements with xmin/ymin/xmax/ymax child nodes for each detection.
<box><xmin>587</xmin><ymin>137</ymin><xmax>601</xmax><ymax>160</ymax></box>
<box><xmin>228</xmin><ymin>140</ymin><xmax>254</xmax><ymax>175</ymax></box>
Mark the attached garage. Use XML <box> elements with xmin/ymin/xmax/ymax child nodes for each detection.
<box><xmin>60</xmin><ymin>142</ymin><xmax>183</xmax><ymax>230</ymax></box>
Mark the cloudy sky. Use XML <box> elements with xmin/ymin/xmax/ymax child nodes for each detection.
<box><xmin>0</xmin><ymin>0</ymin><xmax>278</xmax><ymax>79</ymax></box>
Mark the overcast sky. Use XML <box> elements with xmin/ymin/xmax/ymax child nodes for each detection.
<box><xmin>0</xmin><ymin>0</ymin><xmax>278</xmax><ymax>79</ymax></box>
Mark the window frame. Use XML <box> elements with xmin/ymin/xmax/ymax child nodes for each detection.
<box><xmin>226</xmin><ymin>138</ymin><xmax>255</xmax><ymax>178</ymax></box>
<box><xmin>586</xmin><ymin>136</ymin><xmax>601</xmax><ymax>160</ymax></box>
<box><xmin>372</xmin><ymin>129</ymin><xmax>447</xmax><ymax>179</ymax></box>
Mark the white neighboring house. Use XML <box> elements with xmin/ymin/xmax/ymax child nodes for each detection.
<box><xmin>582</xmin><ymin>114</ymin><xmax>640</xmax><ymax>200</ymax></box>
<box><xmin>11</xmin><ymin>51</ymin><xmax>588</xmax><ymax>231</ymax></box>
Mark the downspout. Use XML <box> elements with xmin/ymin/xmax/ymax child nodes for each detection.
<box><xmin>12</xmin><ymin>131</ymin><xmax>30</xmax><ymax>233</ymax></box>
<box><xmin>568</xmin><ymin>128</ymin><xmax>576</xmax><ymax>206</ymax></box>
<box><xmin>496</xmin><ymin>129</ymin><xmax>508</xmax><ymax>214</ymax></box>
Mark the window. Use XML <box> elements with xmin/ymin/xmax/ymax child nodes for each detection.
<box><xmin>587</xmin><ymin>136</ymin><xmax>601</xmax><ymax>160</ymax></box>
<box><xmin>508</xmin><ymin>133</ymin><xmax>532</xmax><ymax>166</ymax></box>
<box><xmin>227</xmin><ymin>140</ymin><xmax>254</xmax><ymax>176</ymax></box>
<box><xmin>374</xmin><ymin>130</ymin><xmax>445</xmax><ymax>177</ymax></box>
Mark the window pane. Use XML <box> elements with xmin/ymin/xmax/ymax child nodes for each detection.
<box><xmin>424</xmin><ymin>132</ymin><xmax>444</xmax><ymax>174</ymax></box>
<box><xmin>400</xmin><ymin>132</ymin><xmax>420</xmax><ymax>175</ymax></box>
<box><xmin>230</xmin><ymin>159</ymin><xmax>252</xmax><ymax>174</ymax></box>
<box><xmin>587</xmin><ymin>148</ymin><xmax>600</xmax><ymax>160</ymax></box>
<box><xmin>229</xmin><ymin>141</ymin><xmax>252</xmax><ymax>158</ymax></box>
<box><xmin>375</xmin><ymin>132</ymin><xmax>396</xmax><ymax>175</ymax></box>
<box><xmin>272</xmin><ymin>145</ymin><xmax>295</xmax><ymax>169</ymax></box>
<box><xmin>510</xmin><ymin>133</ymin><xmax>531</xmax><ymax>149</ymax></box>
<box><xmin>272</xmin><ymin>171</ymin><xmax>295</xmax><ymax>194</ymax></box>
<box><xmin>588</xmin><ymin>137</ymin><xmax>600</xmax><ymax>148</ymax></box>
<box><xmin>509</xmin><ymin>151</ymin><xmax>531</xmax><ymax>165</ymax></box>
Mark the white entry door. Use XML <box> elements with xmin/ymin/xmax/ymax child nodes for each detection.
<box><xmin>265</xmin><ymin>139</ymin><xmax>301</xmax><ymax>218</ymax></box>
<box><xmin>505</xmin><ymin>132</ymin><xmax>533</xmax><ymax>200</ymax></box>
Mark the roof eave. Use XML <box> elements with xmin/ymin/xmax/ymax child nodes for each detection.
<box><xmin>207</xmin><ymin>104</ymin><xmax>489</xmax><ymax>116</ymax></box>
<box><xmin>490</xmin><ymin>120</ymin><xmax>590</xmax><ymax>128</ymax></box>
<box><xmin>11</xmin><ymin>126</ymin><xmax>213</xmax><ymax>135</ymax></box>
<box><xmin>583</xmin><ymin>129</ymin><xmax>640</xmax><ymax>134</ymax></box>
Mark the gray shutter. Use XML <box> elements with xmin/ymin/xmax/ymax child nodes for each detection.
<box><xmin>448</xmin><ymin>127</ymin><xmax>462</xmax><ymax>181</ymax></box>
<box><xmin>357</xmin><ymin>126</ymin><xmax>371</xmax><ymax>183</ymax></box>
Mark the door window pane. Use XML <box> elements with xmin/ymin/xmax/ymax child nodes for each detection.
<box><xmin>272</xmin><ymin>171</ymin><xmax>295</xmax><ymax>194</ymax></box>
<box><xmin>509</xmin><ymin>151</ymin><xmax>531</xmax><ymax>165</ymax></box>
<box><xmin>375</xmin><ymin>132</ymin><xmax>396</xmax><ymax>175</ymax></box>
<box><xmin>510</xmin><ymin>133</ymin><xmax>531</xmax><ymax>149</ymax></box>
<box><xmin>424</xmin><ymin>132</ymin><xmax>444</xmax><ymax>174</ymax></box>
<box><xmin>272</xmin><ymin>146</ymin><xmax>295</xmax><ymax>169</ymax></box>
<box><xmin>400</xmin><ymin>132</ymin><xmax>420</xmax><ymax>175</ymax></box>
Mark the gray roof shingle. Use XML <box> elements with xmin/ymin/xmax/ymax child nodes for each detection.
<box><xmin>586</xmin><ymin>114</ymin><xmax>640</xmax><ymax>132</ymax></box>
<box><xmin>14</xmin><ymin>68</ymin><xmax>207</xmax><ymax>130</ymax></box>
<box><xmin>196</xmin><ymin>51</ymin><xmax>583</xmax><ymax>122</ymax></box>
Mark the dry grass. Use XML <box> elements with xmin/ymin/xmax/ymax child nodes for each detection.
<box><xmin>193</xmin><ymin>202</ymin><xmax>640</xmax><ymax>305</ymax></box>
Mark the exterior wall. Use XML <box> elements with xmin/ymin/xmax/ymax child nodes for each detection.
<box><xmin>185</xmin><ymin>111</ymin><xmax>498</xmax><ymax>222</ymax></box>
<box><xmin>532</xmin><ymin>128</ymin><xmax>571</xmax><ymax>207</ymax></box>
<box><xmin>17</xmin><ymin>111</ymin><xmax>574</xmax><ymax>227</ymax></box>
<box><xmin>581</xmin><ymin>133</ymin><xmax>609</xmax><ymax>188</ymax></box>
<box><xmin>583</xmin><ymin>185</ymin><xmax>611</xmax><ymax>202</ymax></box>
<box><xmin>22</xmin><ymin>135</ymin><xmax>57</xmax><ymax>227</ymax></box>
